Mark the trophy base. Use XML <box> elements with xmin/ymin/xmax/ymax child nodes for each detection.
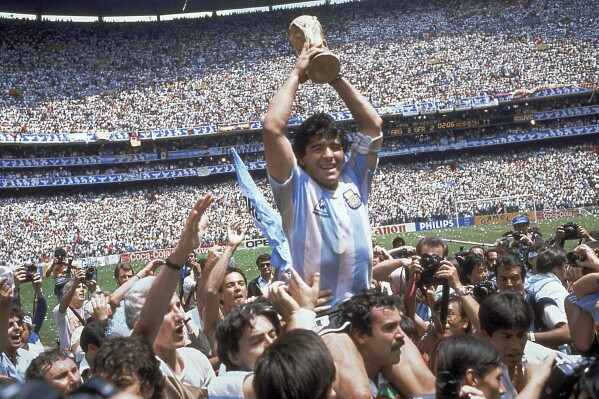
<box><xmin>307</xmin><ymin>52</ymin><xmax>341</xmax><ymax>84</ymax></box>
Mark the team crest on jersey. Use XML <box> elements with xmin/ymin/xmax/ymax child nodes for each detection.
<box><xmin>343</xmin><ymin>189</ymin><xmax>362</xmax><ymax>209</ymax></box>
<box><xmin>313</xmin><ymin>198</ymin><xmax>330</xmax><ymax>217</ymax></box>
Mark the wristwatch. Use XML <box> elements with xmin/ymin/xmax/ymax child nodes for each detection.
<box><xmin>456</xmin><ymin>287</ymin><xmax>470</xmax><ymax>297</ymax></box>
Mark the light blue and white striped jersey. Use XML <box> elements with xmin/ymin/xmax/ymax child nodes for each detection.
<box><xmin>270</xmin><ymin>150</ymin><xmax>375</xmax><ymax>306</ymax></box>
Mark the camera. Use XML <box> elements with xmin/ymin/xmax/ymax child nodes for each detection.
<box><xmin>560</xmin><ymin>222</ymin><xmax>580</xmax><ymax>240</ymax></box>
<box><xmin>84</xmin><ymin>265</ymin><xmax>97</xmax><ymax>282</ymax></box>
<box><xmin>510</xmin><ymin>231</ymin><xmax>524</xmax><ymax>241</ymax></box>
<box><xmin>395</xmin><ymin>248</ymin><xmax>410</xmax><ymax>258</ymax></box>
<box><xmin>472</xmin><ymin>280</ymin><xmax>498</xmax><ymax>302</ymax></box>
<box><xmin>543</xmin><ymin>356</ymin><xmax>596</xmax><ymax>399</ymax></box>
<box><xmin>420</xmin><ymin>254</ymin><xmax>446</xmax><ymax>285</ymax></box>
<box><xmin>454</xmin><ymin>246</ymin><xmax>470</xmax><ymax>259</ymax></box>
<box><xmin>566</xmin><ymin>251</ymin><xmax>587</xmax><ymax>266</ymax></box>
<box><xmin>22</xmin><ymin>263</ymin><xmax>38</xmax><ymax>282</ymax></box>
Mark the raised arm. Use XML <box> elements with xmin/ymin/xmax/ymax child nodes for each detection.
<box><xmin>201</xmin><ymin>220</ymin><xmax>246</xmax><ymax>351</ymax></box>
<box><xmin>435</xmin><ymin>260</ymin><xmax>481</xmax><ymax>332</ymax></box>
<box><xmin>0</xmin><ymin>278</ymin><xmax>13</xmax><ymax>355</ymax></box>
<box><xmin>330</xmin><ymin>75</ymin><xmax>382</xmax><ymax>170</ymax></box>
<box><xmin>372</xmin><ymin>258</ymin><xmax>410</xmax><ymax>282</ymax></box>
<box><xmin>262</xmin><ymin>45</ymin><xmax>329</xmax><ymax>184</ymax></box>
<box><xmin>58</xmin><ymin>268</ymin><xmax>85</xmax><ymax>314</ymax></box>
<box><xmin>132</xmin><ymin>194</ymin><xmax>213</xmax><ymax>343</ymax></box>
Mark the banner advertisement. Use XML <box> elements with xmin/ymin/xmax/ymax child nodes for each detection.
<box><xmin>475</xmin><ymin>211</ymin><xmax>535</xmax><ymax>226</ymax></box>
<box><xmin>119</xmin><ymin>248</ymin><xmax>176</xmax><ymax>263</ymax></box>
<box><xmin>372</xmin><ymin>223</ymin><xmax>416</xmax><ymax>236</ymax></box>
<box><xmin>535</xmin><ymin>207</ymin><xmax>597</xmax><ymax>220</ymax></box>
<box><xmin>242</xmin><ymin>238</ymin><xmax>271</xmax><ymax>249</ymax></box>
<box><xmin>414</xmin><ymin>217</ymin><xmax>475</xmax><ymax>231</ymax></box>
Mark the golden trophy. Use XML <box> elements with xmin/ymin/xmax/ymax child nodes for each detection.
<box><xmin>288</xmin><ymin>15</ymin><xmax>340</xmax><ymax>84</ymax></box>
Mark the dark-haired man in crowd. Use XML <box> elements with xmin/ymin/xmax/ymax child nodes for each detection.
<box><xmin>248</xmin><ymin>254</ymin><xmax>272</xmax><ymax>298</ymax></box>
<box><xmin>341</xmin><ymin>290</ymin><xmax>406</xmax><ymax>398</ymax></box>
<box><xmin>0</xmin><ymin>279</ymin><xmax>33</xmax><ymax>383</ymax></box>
<box><xmin>92</xmin><ymin>336</ymin><xmax>162</xmax><ymax>399</ymax></box>
<box><xmin>207</xmin><ymin>300</ymin><xmax>280</xmax><ymax>398</ymax></box>
<box><xmin>495</xmin><ymin>256</ymin><xmax>527</xmax><ymax>299</ymax></box>
<box><xmin>526</xmin><ymin>247</ymin><xmax>571</xmax><ymax>350</ymax></box>
<box><xmin>479</xmin><ymin>291</ymin><xmax>555</xmax><ymax>399</ymax></box>
<box><xmin>53</xmin><ymin>268</ymin><xmax>91</xmax><ymax>352</ymax></box>
<box><xmin>113</xmin><ymin>262</ymin><xmax>134</xmax><ymax>287</ymax></box>
<box><xmin>25</xmin><ymin>348</ymin><xmax>81</xmax><ymax>396</ymax></box>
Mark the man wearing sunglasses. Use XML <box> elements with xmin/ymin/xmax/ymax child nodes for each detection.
<box><xmin>248</xmin><ymin>254</ymin><xmax>273</xmax><ymax>298</ymax></box>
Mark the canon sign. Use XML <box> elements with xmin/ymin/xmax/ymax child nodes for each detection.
<box><xmin>372</xmin><ymin>224</ymin><xmax>407</xmax><ymax>235</ymax></box>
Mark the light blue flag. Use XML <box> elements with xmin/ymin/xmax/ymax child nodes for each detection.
<box><xmin>230</xmin><ymin>148</ymin><xmax>291</xmax><ymax>274</ymax></box>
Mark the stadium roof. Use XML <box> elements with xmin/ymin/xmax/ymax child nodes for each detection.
<box><xmin>0</xmin><ymin>0</ymin><xmax>317</xmax><ymax>18</ymax></box>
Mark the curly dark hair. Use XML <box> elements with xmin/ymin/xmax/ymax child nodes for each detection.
<box><xmin>25</xmin><ymin>348</ymin><xmax>71</xmax><ymax>380</ymax></box>
<box><xmin>216</xmin><ymin>299</ymin><xmax>281</xmax><ymax>371</ymax></box>
<box><xmin>292</xmin><ymin>112</ymin><xmax>347</xmax><ymax>160</ymax></box>
<box><xmin>91</xmin><ymin>336</ymin><xmax>162</xmax><ymax>399</ymax></box>
<box><xmin>340</xmin><ymin>289</ymin><xmax>404</xmax><ymax>335</ymax></box>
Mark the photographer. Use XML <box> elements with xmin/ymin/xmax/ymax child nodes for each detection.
<box><xmin>564</xmin><ymin>242</ymin><xmax>599</xmax><ymax>354</ymax></box>
<box><xmin>13</xmin><ymin>264</ymin><xmax>47</xmax><ymax>347</ymax></box>
<box><xmin>406</xmin><ymin>238</ymin><xmax>481</xmax><ymax>334</ymax></box>
<box><xmin>553</xmin><ymin>222</ymin><xmax>596</xmax><ymax>249</ymax></box>
<box><xmin>45</xmin><ymin>247</ymin><xmax>72</xmax><ymax>301</ymax></box>
<box><xmin>53</xmin><ymin>267</ymin><xmax>95</xmax><ymax>352</ymax></box>
<box><xmin>511</xmin><ymin>215</ymin><xmax>544</xmax><ymax>262</ymax></box>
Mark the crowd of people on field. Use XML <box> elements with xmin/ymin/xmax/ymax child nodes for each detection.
<box><xmin>2</xmin><ymin>202</ymin><xmax>599</xmax><ymax>399</ymax></box>
<box><xmin>1</xmin><ymin>0</ymin><xmax>597</xmax><ymax>134</ymax></box>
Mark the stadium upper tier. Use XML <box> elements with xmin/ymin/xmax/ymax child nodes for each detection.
<box><xmin>1</xmin><ymin>0</ymin><xmax>597</xmax><ymax>135</ymax></box>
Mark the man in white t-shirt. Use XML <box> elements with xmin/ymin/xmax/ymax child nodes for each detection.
<box><xmin>53</xmin><ymin>268</ymin><xmax>91</xmax><ymax>352</ymax></box>
<box><xmin>126</xmin><ymin>194</ymin><xmax>216</xmax><ymax>395</ymax></box>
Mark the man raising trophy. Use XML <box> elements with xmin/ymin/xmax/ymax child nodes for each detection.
<box><xmin>261</xmin><ymin>15</ymin><xmax>436</xmax><ymax>399</ymax></box>
<box><xmin>288</xmin><ymin>15</ymin><xmax>340</xmax><ymax>84</ymax></box>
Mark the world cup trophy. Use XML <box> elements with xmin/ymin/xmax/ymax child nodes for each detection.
<box><xmin>288</xmin><ymin>15</ymin><xmax>340</xmax><ymax>84</ymax></box>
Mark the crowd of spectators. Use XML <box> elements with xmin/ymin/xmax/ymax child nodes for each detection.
<box><xmin>1</xmin><ymin>0</ymin><xmax>597</xmax><ymax>134</ymax></box>
<box><xmin>0</xmin><ymin>141</ymin><xmax>597</xmax><ymax>265</ymax></box>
